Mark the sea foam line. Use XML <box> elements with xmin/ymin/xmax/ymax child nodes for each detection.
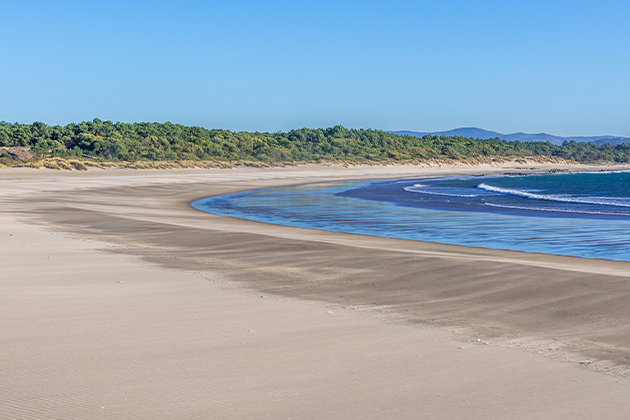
<box><xmin>477</xmin><ymin>183</ymin><xmax>630</xmax><ymax>208</ymax></box>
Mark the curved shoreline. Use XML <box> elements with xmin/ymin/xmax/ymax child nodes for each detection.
<box><xmin>4</xmin><ymin>162</ymin><xmax>630</xmax><ymax>307</ymax></box>
<box><xmin>190</xmin><ymin>173</ymin><xmax>630</xmax><ymax>264</ymax></box>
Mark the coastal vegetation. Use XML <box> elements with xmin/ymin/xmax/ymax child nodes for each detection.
<box><xmin>1</xmin><ymin>119</ymin><xmax>630</xmax><ymax>168</ymax></box>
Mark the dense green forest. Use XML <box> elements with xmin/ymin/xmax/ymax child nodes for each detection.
<box><xmin>1</xmin><ymin>119</ymin><xmax>630</xmax><ymax>164</ymax></box>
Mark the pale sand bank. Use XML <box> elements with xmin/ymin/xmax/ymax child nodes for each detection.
<box><xmin>2</xmin><ymin>163</ymin><xmax>630</xmax><ymax>419</ymax></box>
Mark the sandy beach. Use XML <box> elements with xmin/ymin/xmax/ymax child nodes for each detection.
<box><xmin>2</xmin><ymin>162</ymin><xmax>630</xmax><ymax>419</ymax></box>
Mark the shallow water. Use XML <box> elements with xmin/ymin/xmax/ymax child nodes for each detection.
<box><xmin>191</xmin><ymin>172</ymin><xmax>630</xmax><ymax>262</ymax></box>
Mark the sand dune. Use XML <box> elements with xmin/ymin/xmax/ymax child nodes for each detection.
<box><xmin>2</xmin><ymin>163</ymin><xmax>630</xmax><ymax>419</ymax></box>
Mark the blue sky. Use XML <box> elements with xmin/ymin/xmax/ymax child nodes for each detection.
<box><xmin>2</xmin><ymin>0</ymin><xmax>628</xmax><ymax>136</ymax></box>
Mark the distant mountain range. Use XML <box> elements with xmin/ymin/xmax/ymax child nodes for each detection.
<box><xmin>392</xmin><ymin>127</ymin><xmax>629</xmax><ymax>146</ymax></box>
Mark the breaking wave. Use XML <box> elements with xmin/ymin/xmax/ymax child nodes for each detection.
<box><xmin>477</xmin><ymin>183</ymin><xmax>630</xmax><ymax>208</ymax></box>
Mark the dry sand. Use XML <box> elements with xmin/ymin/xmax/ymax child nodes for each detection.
<box><xmin>2</xmin><ymin>162</ymin><xmax>630</xmax><ymax>419</ymax></box>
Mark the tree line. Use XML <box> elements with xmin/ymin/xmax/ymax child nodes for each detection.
<box><xmin>1</xmin><ymin>119</ymin><xmax>629</xmax><ymax>164</ymax></box>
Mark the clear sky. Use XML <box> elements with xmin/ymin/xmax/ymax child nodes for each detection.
<box><xmin>2</xmin><ymin>0</ymin><xmax>629</xmax><ymax>136</ymax></box>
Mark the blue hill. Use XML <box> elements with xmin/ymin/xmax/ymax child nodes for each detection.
<box><xmin>392</xmin><ymin>127</ymin><xmax>625</xmax><ymax>146</ymax></box>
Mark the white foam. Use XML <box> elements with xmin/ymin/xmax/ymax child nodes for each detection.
<box><xmin>477</xmin><ymin>183</ymin><xmax>630</xmax><ymax>208</ymax></box>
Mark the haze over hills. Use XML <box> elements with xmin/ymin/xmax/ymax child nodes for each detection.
<box><xmin>393</xmin><ymin>128</ymin><xmax>628</xmax><ymax>146</ymax></box>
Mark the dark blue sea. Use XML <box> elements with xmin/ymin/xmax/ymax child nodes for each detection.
<box><xmin>191</xmin><ymin>171</ymin><xmax>630</xmax><ymax>262</ymax></box>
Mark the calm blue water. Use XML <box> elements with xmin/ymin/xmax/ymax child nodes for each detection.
<box><xmin>191</xmin><ymin>171</ymin><xmax>630</xmax><ymax>262</ymax></box>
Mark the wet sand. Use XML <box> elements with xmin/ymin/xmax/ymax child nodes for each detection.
<box><xmin>2</xmin><ymin>163</ymin><xmax>630</xmax><ymax>419</ymax></box>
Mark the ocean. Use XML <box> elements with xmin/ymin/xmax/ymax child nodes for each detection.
<box><xmin>191</xmin><ymin>171</ymin><xmax>630</xmax><ymax>262</ymax></box>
